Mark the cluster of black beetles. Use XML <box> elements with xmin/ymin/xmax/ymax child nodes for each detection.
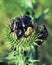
<box><xmin>10</xmin><ymin>11</ymin><xmax>48</xmax><ymax>45</ymax></box>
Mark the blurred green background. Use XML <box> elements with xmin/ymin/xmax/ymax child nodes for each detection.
<box><xmin>0</xmin><ymin>0</ymin><xmax>52</xmax><ymax>64</ymax></box>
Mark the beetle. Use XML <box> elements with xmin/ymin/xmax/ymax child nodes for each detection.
<box><xmin>35</xmin><ymin>25</ymin><xmax>48</xmax><ymax>45</ymax></box>
<box><xmin>10</xmin><ymin>13</ymin><xmax>34</xmax><ymax>39</ymax></box>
